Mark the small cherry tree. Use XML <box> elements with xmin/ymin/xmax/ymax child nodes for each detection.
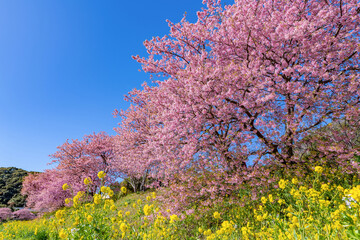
<box><xmin>50</xmin><ymin>132</ymin><xmax>117</xmax><ymax>194</ymax></box>
<box><xmin>21</xmin><ymin>169</ymin><xmax>78</xmax><ymax>212</ymax></box>
<box><xmin>22</xmin><ymin>132</ymin><xmax>118</xmax><ymax>211</ymax></box>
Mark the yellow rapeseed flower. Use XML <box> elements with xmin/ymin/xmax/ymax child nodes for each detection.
<box><xmin>207</xmin><ymin>234</ymin><xmax>216</xmax><ymax>240</ymax></box>
<box><xmin>314</xmin><ymin>166</ymin><xmax>323</xmax><ymax>174</ymax></box>
<box><xmin>339</xmin><ymin>204</ymin><xmax>347</xmax><ymax>212</ymax></box>
<box><xmin>204</xmin><ymin>229</ymin><xmax>212</xmax><ymax>236</ymax></box>
<box><xmin>118</xmin><ymin>210</ymin><xmax>123</xmax><ymax>216</ymax></box>
<box><xmin>337</xmin><ymin>185</ymin><xmax>344</xmax><ymax>192</ymax></box>
<box><xmin>84</xmin><ymin>177</ymin><xmax>91</xmax><ymax>185</ymax></box>
<box><xmin>120</xmin><ymin>222</ymin><xmax>128</xmax><ymax>233</ymax></box>
<box><xmin>94</xmin><ymin>194</ymin><xmax>101</xmax><ymax>205</ymax></box>
<box><xmin>73</xmin><ymin>217</ymin><xmax>80</xmax><ymax>226</ymax></box>
<box><xmin>221</xmin><ymin>221</ymin><xmax>235</xmax><ymax>234</ymax></box>
<box><xmin>169</xmin><ymin>214</ymin><xmax>179</xmax><ymax>223</ymax></box>
<box><xmin>348</xmin><ymin>185</ymin><xmax>360</xmax><ymax>202</ymax></box>
<box><xmin>279</xmin><ymin>179</ymin><xmax>286</xmax><ymax>189</ymax></box>
<box><xmin>59</xmin><ymin>229</ymin><xmax>67</xmax><ymax>239</ymax></box>
<box><xmin>291</xmin><ymin>177</ymin><xmax>298</xmax><ymax>184</ymax></box>
<box><xmin>97</xmin><ymin>171</ymin><xmax>106</xmax><ymax>179</ymax></box>
<box><xmin>101</xmin><ymin>186</ymin><xmax>107</xmax><ymax>193</ymax></box>
<box><xmin>144</xmin><ymin>204</ymin><xmax>152</xmax><ymax>216</ymax></box>
<box><xmin>213</xmin><ymin>211</ymin><xmax>221</xmax><ymax>219</ymax></box>
<box><xmin>87</xmin><ymin>215</ymin><xmax>93</xmax><ymax>222</ymax></box>
<box><xmin>55</xmin><ymin>210</ymin><xmax>65</xmax><ymax>219</ymax></box>
<box><xmin>62</xmin><ymin>183</ymin><xmax>69</xmax><ymax>191</ymax></box>
<box><xmin>333</xmin><ymin>220</ymin><xmax>342</xmax><ymax>230</ymax></box>
<box><xmin>108</xmin><ymin>189</ymin><xmax>114</xmax><ymax>197</ymax></box>
<box><xmin>321</xmin><ymin>184</ymin><xmax>329</xmax><ymax>192</ymax></box>
<box><xmin>307</xmin><ymin>216</ymin><xmax>314</xmax><ymax>222</ymax></box>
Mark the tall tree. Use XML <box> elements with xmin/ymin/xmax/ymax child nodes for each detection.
<box><xmin>132</xmin><ymin>0</ymin><xmax>360</xmax><ymax>168</ymax></box>
<box><xmin>119</xmin><ymin>0</ymin><xmax>360</xmax><ymax>208</ymax></box>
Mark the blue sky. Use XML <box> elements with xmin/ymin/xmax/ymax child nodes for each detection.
<box><xmin>0</xmin><ymin>0</ymin><xmax>221</xmax><ymax>172</ymax></box>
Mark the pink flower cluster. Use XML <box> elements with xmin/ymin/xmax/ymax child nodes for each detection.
<box><xmin>0</xmin><ymin>208</ymin><xmax>12</xmax><ymax>221</ymax></box>
<box><xmin>0</xmin><ymin>208</ymin><xmax>35</xmax><ymax>221</ymax></box>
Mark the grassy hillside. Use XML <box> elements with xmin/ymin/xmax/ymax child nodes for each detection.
<box><xmin>1</xmin><ymin>165</ymin><xmax>360</xmax><ymax>239</ymax></box>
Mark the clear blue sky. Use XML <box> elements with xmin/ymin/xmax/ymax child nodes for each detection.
<box><xmin>0</xmin><ymin>0</ymin><xmax>234</xmax><ymax>172</ymax></box>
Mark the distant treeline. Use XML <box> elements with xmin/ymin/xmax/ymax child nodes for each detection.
<box><xmin>0</xmin><ymin>167</ymin><xmax>36</xmax><ymax>208</ymax></box>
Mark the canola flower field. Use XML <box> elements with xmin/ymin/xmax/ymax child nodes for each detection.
<box><xmin>1</xmin><ymin>167</ymin><xmax>360</xmax><ymax>240</ymax></box>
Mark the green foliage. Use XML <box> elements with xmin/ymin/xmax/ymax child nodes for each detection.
<box><xmin>0</xmin><ymin>167</ymin><xmax>34</xmax><ymax>207</ymax></box>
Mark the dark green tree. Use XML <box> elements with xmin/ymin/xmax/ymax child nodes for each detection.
<box><xmin>0</xmin><ymin>167</ymin><xmax>33</xmax><ymax>207</ymax></box>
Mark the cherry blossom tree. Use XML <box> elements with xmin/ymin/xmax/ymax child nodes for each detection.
<box><xmin>118</xmin><ymin>0</ymin><xmax>360</xmax><ymax>208</ymax></box>
<box><xmin>132</xmin><ymin>0</ymin><xmax>359</xmax><ymax>168</ymax></box>
<box><xmin>113</xmin><ymin>87</ymin><xmax>161</xmax><ymax>192</ymax></box>
<box><xmin>21</xmin><ymin>169</ymin><xmax>77</xmax><ymax>212</ymax></box>
<box><xmin>50</xmin><ymin>132</ymin><xmax>117</xmax><ymax>194</ymax></box>
<box><xmin>22</xmin><ymin>132</ymin><xmax>118</xmax><ymax>211</ymax></box>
